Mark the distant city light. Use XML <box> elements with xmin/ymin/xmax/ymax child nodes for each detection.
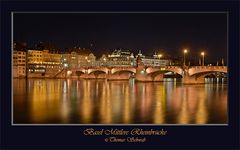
<box><xmin>63</xmin><ymin>63</ymin><xmax>68</xmax><ymax>67</ymax></box>
<box><xmin>160</xmin><ymin>68</ymin><xmax>166</xmax><ymax>71</ymax></box>
<box><xmin>67</xmin><ymin>71</ymin><xmax>72</xmax><ymax>75</ymax></box>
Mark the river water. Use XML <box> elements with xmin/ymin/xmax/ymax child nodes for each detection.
<box><xmin>13</xmin><ymin>79</ymin><xmax>227</xmax><ymax>124</ymax></box>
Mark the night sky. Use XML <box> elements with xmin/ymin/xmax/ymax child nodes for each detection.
<box><xmin>14</xmin><ymin>13</ymin><xmax>227</xmax><ymax>64</ymax></box>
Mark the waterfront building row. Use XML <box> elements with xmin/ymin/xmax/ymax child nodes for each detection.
<box><xmin>13</xmin><ymin>49</ymin><xmax>96</xmax><ymax>77</ymax></box>
<box><xmin>13</xmin><ymin>48</ymin><xmax>171</xmax><ymax>78</ymax></box>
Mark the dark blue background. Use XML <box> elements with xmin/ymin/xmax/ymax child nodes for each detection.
<box><xmin>1</xmin><ymin>0</ymin><xmax>239</xmax><ymax>149</ymax></box>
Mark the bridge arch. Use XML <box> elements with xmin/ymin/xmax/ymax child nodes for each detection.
<box><xmin>75</xmin><ymin>70</ymin><xmax>85</xmax><ymax>76</ymax></box>
<box><xmin>88</xmin><ymin>70</ymin><xmax>107</xmax><ymax>79</ymax></box>
<box><xmin>88</xmin><ymin>70</ymin><xmax>107</xmax><ymax>75</ymax></box>
<box><xmin>111</xmin><ymin>67</ymin><xmax>136</xmax><ymax>74</ymax></box>
<box><xmin>183</xmin><ymin>66</ymin><xmax>227</xmax><ymax>83</ymax></box>
<box><xmin>190</xmin><ymin>71</ymin><xmax>227</xmax><ymax>80</ymax></box>
<box><xmin>188</xmin><ymin>66</ymin><xmax>227</xmax><ymax>76</ymax></box>
<box><xmin>147</xmin><ymin>70</ymin><xmax>183</xmax><ymax>81</ymax></box>
<box><xmin>87</xmin><ymin>67</ymin><xmax>108</xmax><ymax>74</ymax></box>
<box><xmin>146</xmin><ymin>66</ymin><xmax>183</xmax><ymax>76</ymax></box>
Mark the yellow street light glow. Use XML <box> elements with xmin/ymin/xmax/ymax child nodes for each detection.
<box><xmin>183</xmin><ymin>49</ymin><xmax>188</xmax><ymax>66</ymax></box>
<box><xmin>201</xmin><ymin>51</ymin><xmax>205</xmax><ymax>66</ymax></box>
<box><xmin>158</xmin><ymin>54</ymin><xmax>162</xmax><ymax>57</ymax></box>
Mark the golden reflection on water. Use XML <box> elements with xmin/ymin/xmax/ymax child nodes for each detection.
<box><xmin>195</xmin><ymin>95</ymin><xmax>208</xmax><ymax>124</ymax></box>
<box><xmin>99</xmin><ymin>81</ymin><xmax>112</xmax><ymax>123</ymax></box>
<box><xmin>80</xmin><ymin>80</ymin><xmax>93</xmax><ymax>123</ymax></box>
<box><xmin>123</xmin><ymin>85</ymin><xmax>131</xmax><ymax>123</ymax></box>
<box><xmin>30</xmin><ymin>80</ymin><xmax>61</xmax><ymax>123</ymax></box>
<box><xmin>153</xmin><ymin>85</ymin><xmax>166</xmax><ymax>124</ymax></box>
<box><xmin>13</xmin><ymin>79</ymin><xmax>227</xmax><ymax>124</ymax></box>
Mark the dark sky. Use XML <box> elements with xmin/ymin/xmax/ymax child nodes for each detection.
<box><xmin>14</xmin><ymin>13</ymin><xmax>227</xmax><ymax>64</ymax></box>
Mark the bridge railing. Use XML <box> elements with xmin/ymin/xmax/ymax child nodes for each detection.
<box><xmin>69</xmin><ymin>65</ymin><xmax>227</xmax><ymax>70</ymax></box>
<box><xmin>190</xmin><ymin>66</ymin><xmax>227</xmax><ymax>69</ymax></box>
<box><xmin>72</xmin><ymin>66</ymin><xmax>137</xmax><ymax>71</ymax></box>
<box><xmin>165</xmin><ymin>66</ymin><xmax>181</xmax><ymax>69</ymax></box>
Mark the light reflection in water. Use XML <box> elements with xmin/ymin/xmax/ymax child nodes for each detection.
<box><xmin>13</xmin><ymin>79</ymin><xmax>227</xmax><ymax>124</ymax></box>
<box><xmin>195</xmin><ymin>94</ymin><xmax>208</xmax><ymax>124</ymax></box>
<box><xmin>153</xmin><ymin>84</ymin><xmax>166</xmax><ymax>124</ymax></box>
<box><xmin>80</xmin><ymin>80</ymin><xmax>93</xmax><ymax>123</ymax></box>
<box><xmin>123</xmin><ymin>85</ymin><xmax>131</xmax><ymax>123</ymax></box>
<box><xmin>30</xmin><ymin>80</ymin><xmax>61</xmax><ymax>123</ymax></box>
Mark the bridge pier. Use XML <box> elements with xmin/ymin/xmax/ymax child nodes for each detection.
<box><xmin>135</xmin><ymin>66</ymin><xmax>164</xmax><ymax>82</ymax></box>
<box><xmin>135</xmin><ymin>63</ymin><xmax>147</xmax><ymax>81</ymax></box>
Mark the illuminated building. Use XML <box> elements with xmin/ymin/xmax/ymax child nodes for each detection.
<box><xmin>137</xmin><ymin>51</ymin><xmax>170</xmax><ymax>67</ymax></box>
<box><xmin>107</xmin><ymin>49</ymin><xmax>135</xmax><ymax>66</ymax></box>
<box><xmin>27</xmin><ymin>49</ymin><xmax>45</xmax><ymax>74</ymax></box>
<box><xmin>97</xmin><ymin>54</ymin><xmax>108</xmax><ymax>66</ymax></box>
<box><xmin>61</xmin><ymin>48</ymin><xmax>96</xmax><ymax>69</ymax></box>
<box><xmin>27</xmin><ymin>49</ymin><xmax>61</xmax><ymax>76</ymax></box>
<box><xmin>42</xmin><ymin>50</ymin><xmax>61</xmax><ymax>75</ymax></box>
<box><xmin>13</xmin><ymin>50</ymin><xmax>27</xmax><ymax>77</ymax></box>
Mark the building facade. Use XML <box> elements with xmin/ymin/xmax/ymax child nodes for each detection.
<box><xmin>61</xmin><ymin>51</ymin><xmax>96</xmax><ymax>69</ymax></box>
<box><xmin>42</xmin><ymin>50</ymin><xmax>61</xmax><ymax>75</ymax></box>
<box><xmin>137</xmin><ymin>51</ymin><xmax>170</xmax><ymax>67</ymax></box>
<box><xmin>27</xmin><ymin>49</ymin><xmax>62</xmax><ymax>77</ymax></box>
<box><xmin>13</xmin><ymin>50</ymin><xmax>27</xmax><ymax>77</ymax></box>
<box><xmin>107</xmin><ymin>49</ymin><xmax>135</xmax><ymax>66</ymax></box>
<box><xmin>27</xmin><ymin>49</ymin><xmax>45</xmax><ymax>74</ymax></box>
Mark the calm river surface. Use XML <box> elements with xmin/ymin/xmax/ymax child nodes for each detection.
<box><xmin>13</xmin><ymin>79</ymin><xmax>227</xmax><ymax>124</ymax></box>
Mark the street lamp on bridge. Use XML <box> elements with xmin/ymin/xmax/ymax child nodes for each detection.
<box><xmin>158</xmin><ymin>54</ymin><xmax>163</xmax><ymax>67</ymax></box>
<box><xmin>183</xmin><ymin>49</ymin><xmax>188</xmax><ymax>66</ymax></box>
<box><xmin>201</xmin><ymin>52</ymin><xmax>205</xmax><ymax>66</ymax></box>
<box><xmin>158</xmin><ymin>54</ymin><xmax>162</xmax><ymax>59</ymax></box>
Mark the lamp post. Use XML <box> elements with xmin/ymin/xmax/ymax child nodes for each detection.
<box><xmin>201</xmin><ymin>52</ymin><xmax>205</xmax><ymax>66</ymax></box>
<box><xmin>158</xmin><ymin>54</ymin><xmax>162</xmax><ymax>59</ymax></box>
<box><xmin>158</xmin><ymin>54</ymin><xmax>162</xmax><ymax>67</ymax></box>
<box><xmin>183</xmin><ymin>49</ymin><xmax>188</xmax><ymax>66</ymax></box>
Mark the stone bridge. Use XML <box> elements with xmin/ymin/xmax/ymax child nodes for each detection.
<box><xmin>55</xmin><ymin>66</ymin><xmax>137</xmax><ymax>80</ymax></box>
<box><xmin>184</xmin><ymin>66</ymin><xmax>227</xmax><ymax>83</ymax></box>
<box><xmin>54</xmin><ymin>65</ymin><xmax>227</xmax><ymax>84</ymax></box>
